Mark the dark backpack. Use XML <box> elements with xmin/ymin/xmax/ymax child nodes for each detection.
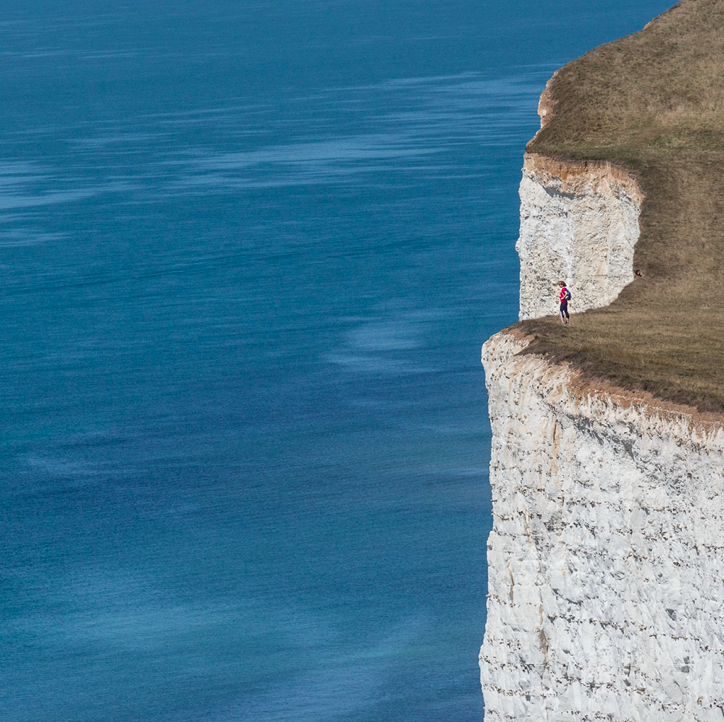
<box><xmin>565</xmin><ymin>288</ymin><xmax>571</xmax><ymax>301</ymax></box>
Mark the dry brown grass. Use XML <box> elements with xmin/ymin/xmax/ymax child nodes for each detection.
<box><xmin>516</xmin><ymin>0</ymin><xmax>724</xmax><ymax>412</ymax></box>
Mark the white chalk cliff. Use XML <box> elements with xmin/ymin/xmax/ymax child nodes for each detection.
<box><xmin>480</xmin><ymin>93</ymin><xmax>724</xmax><ymax>720</ymax></box>
<box><xmin>517</xmin><ymin>154</ymin><xmax>642</xmax><ymax>320</ymax></box>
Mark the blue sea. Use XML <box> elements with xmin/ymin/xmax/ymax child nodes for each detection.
<box><xmin>0</xmin><ymin>2</ymin><xmax>673</xmax><ymax>720</ymax></box>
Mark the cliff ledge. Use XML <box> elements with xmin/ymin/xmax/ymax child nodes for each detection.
<box><xmin>480</xmin><ymin>1</ymin><xmax>724</xmax><ymax>718</ymax></box>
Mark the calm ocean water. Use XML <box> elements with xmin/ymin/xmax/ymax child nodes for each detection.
<box><xmin>0</xmin><ymin>2</ymin><xmax>672</xmax><ymax>720</ymax></box>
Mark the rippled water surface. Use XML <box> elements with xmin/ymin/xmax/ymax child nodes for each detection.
<box><xmin>0</xmin><ymin>1</ymin><xmax>673</xmax><ymax>720</ymax></box>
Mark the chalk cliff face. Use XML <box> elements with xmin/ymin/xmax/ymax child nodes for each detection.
<box><xmin>517</xmin><ymin>154</ymin><xmax>643</xmax><ymax>320</ymax></box>
<box><xmin>480</xmin><ymin>330</ymin><xmax>724</xmax><ymax>721</ymax></box>
<box><xmin>480</xmin><ymin>98</ymin><xmax>724</xmax><ymax>720</ymax></box>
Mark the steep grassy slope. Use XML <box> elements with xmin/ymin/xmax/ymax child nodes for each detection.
<box><xmin>517</xmin><ymin>0</ymin><xmax>724</xmax><ymax>411</ymax></box>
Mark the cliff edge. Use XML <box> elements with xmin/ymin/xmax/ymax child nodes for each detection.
<box><xmin>480</xmin><ymin>1</ymin><xmax>724</xmax><ymax>718</ymax></box>
<box><xmin>518</xmin><ymin>0</ymin><xmax>724</xmax><ymax>412</ymax></box>
<box><xmin>481</xmin><ymin>330</ymin><xmax>724</xmax><ymax>720</ymax></box>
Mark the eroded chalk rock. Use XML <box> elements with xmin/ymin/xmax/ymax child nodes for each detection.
<box><xmin>517</xmin><ymin>154</ymin><xmax>643</xmax><ymax>320</ymax></box>
<box><xmin>480</xmin><ymin>329</ymin><xmax>724</xmax><ymax>721</ymax></box>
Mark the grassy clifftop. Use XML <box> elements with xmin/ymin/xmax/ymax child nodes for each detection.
<box><xmin>518</xmin><ymin>0</ymin><xmax>724</xmax><ymax>412</ymax></box>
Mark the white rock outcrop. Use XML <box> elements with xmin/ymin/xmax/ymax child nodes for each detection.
<box><xmin>517</xmin><ymin>154</ymin><xmax>643</xmax><ymax>320</ymax></box>
<box><xmin>480</xmin><ymin>330</ymin><xmax>724</xmax><ymax>721</ymax></box>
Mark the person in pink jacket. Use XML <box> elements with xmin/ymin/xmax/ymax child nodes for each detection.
<box><xmin>558</xmin><ymin>280</ymin><xmax>570</xmax><ymax>324</ymax></box>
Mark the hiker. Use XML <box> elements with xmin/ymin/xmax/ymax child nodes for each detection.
<box><xmin>558</xmin><ymin>280</ymin><xmax>570</xmax><ymax>324</ymax></box>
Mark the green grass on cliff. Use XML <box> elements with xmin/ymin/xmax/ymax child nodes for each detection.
<box><xmin>517</xmin><ymin>0</ymin><xmax>724</xmax><ymax>412</ymax></box>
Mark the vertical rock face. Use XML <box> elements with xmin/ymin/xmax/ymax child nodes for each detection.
<box><xmin>480</xmin><ymin>331</ymin><xmax>724</xmax><ymax>721</ymax></box>
<box><xmin>483</xmin><ymin>55</ymin><xmax>724</xmax><ymax>715</ymax></box>
<box><xmin>517</xmin><ymin>154</ymin><xmax>642</xmax><ymax>320</ymax></box>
